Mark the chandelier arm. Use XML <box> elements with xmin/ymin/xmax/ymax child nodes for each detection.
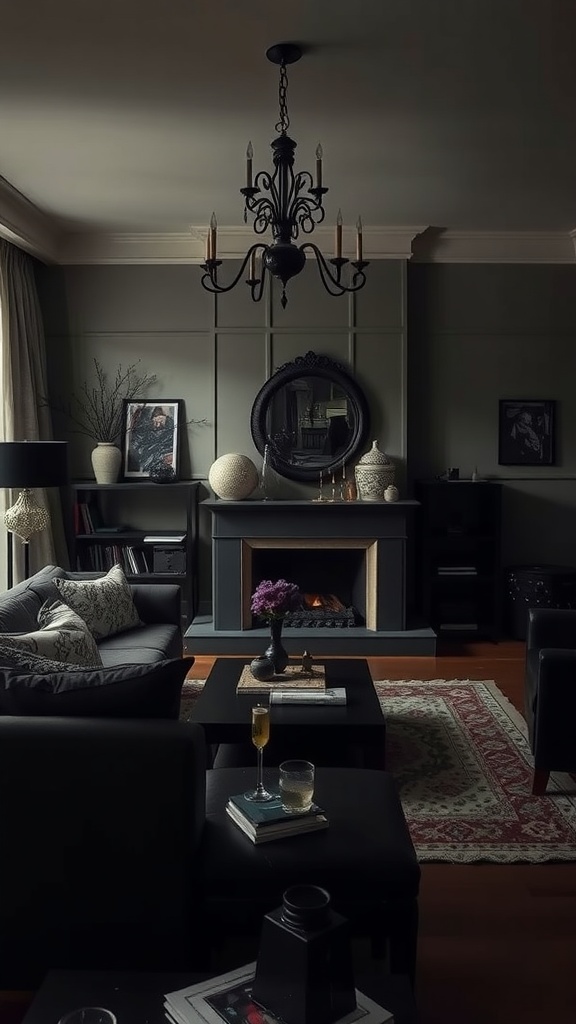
<box><xmin>200</xmin><ymin>245</ymin><xmax>267</xmax><ymax>296</ymax></box>
<box><xmin>290</xmin><ymin>196</ymin><xmax>326</xmax><ymax>234</ymax></box>
<box><xmin>300</xmin><ymin>243</ymin><xmax>369</xmax><ymax>296</ymax></box>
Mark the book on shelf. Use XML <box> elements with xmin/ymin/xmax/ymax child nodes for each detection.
<box><xmin>164</xmin><ymin>961</ymin><xmax>394</xmax><ymax>1024</ymax></box>
<box><xmin>143</xmin><ymin>533</ymin><xmax>186</xmax><ymax>543</ymax></box>
<box><xmin>269</xmin><ymin>686</ymin><xmax>347</xmax><ymax>705</ymax></box>
<box><xmin>236</xmin><ymin>663</ymin><xmax>326</xmax><ymax>694</ymax></box>
<box><xmin>226</xmin><ymin>792</ymin><xmax>328</xmax><ymax>844</ymax></box>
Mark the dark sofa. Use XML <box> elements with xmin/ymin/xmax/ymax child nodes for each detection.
<box><xmin>0</xmin><ymin>565</ymin><xmax>191</xmax><ymax>719</ymax></box>
<box><xmin>0</xmin><ymin>564</ymin><xmax>182</xmax><ymax>664</ymax></box>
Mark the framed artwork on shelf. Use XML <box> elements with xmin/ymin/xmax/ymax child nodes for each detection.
<box><xmin>121</xmin><ymin>399</ymin><xmax>183</xmax><ymax>480</ymax></box>
<box><xmin>498</xmin><ymin>399</ymin><xmax>556</xmax><ymax>466</ymax></box>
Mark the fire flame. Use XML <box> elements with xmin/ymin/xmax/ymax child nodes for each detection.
<box><xmin>302</xmin><ymin>593</ymin><xmax>346</xmax><ymax>613</ymax></box>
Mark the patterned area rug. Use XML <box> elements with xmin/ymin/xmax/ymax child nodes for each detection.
<box><xmin>180</xmin><ymin>677</ymin><xmax>576</xmax><ymax>863</ymax></box>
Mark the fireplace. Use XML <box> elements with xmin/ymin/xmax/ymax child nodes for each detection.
<box><xmin>245</xmin><ymin>541</ymin><xmax>376</xmax><ymax>629</ymax></box>
<box><xmin>184</xmin><ymin>498</ymin><xmax>437</xmax><ymax>656</ymax></box>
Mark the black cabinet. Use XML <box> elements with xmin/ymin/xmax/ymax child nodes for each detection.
<box><xmin>415</xmin><ymin>480</ymin><xmax>502</xmax><ymax>641</ymax></box>
<box><xmin>69</xmin><ymin>481</ymin><xmax>199</xmax><ymax>630</ymax></box>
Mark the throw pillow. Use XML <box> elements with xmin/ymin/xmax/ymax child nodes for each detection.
<box><xmin>0</xmin><ymin>657</ymin><xmax>194</xmax><ymax>719</ymax></box>
<box><xmin>0</xmin><ymin>599</ymin><xmax>102</xmax><ymax>668</ymax></box>
<box><xmin>0</xmin><ymin>643</ymin><xmax>75</xmax><ymax>673</ymax></box>
<box><xmin>53</xmin><ymin>563</ymin><xmax>142</xmax><ymax>640</ymax></box>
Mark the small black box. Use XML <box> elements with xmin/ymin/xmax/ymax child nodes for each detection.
<box><xmin>153</xmin><ymin>546</ymin><xmax>186</xmax><ymax>574</ymax></box>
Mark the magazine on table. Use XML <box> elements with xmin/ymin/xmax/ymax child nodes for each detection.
<box><xmin>269</xmin><ymin>687</ymin><xmax>347</xmax><ymax>705</ymax></box>
<box><xmin>228</xmin><ymin>792</ymin><xmax>325</xmax><ymax>825</ymax></box>
<box><xmin>164</xmin><ymin>961</ymin><xmax>394</xmax><ymax>1024</ymax></box>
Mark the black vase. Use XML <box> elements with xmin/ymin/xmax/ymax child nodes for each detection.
<box><xmin>252</xmin><ymin>885</ymin><xmax>357</xmax><ymax>1024</ymax></box>
<box><xmin>264</xmin><ymin>617</ymin><xmax>289</xmax><ymax>674</ymax></box>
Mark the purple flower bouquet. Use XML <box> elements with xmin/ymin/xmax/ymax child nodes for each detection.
<box><xmin>250</xmin><ymin>579</ymin><xmax>301</xmax><ymax>621</ymax></box>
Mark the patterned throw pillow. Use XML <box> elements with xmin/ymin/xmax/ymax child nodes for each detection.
<box><xmin>0</xmin><ymin>600</ymin><xmax>103</xmax><ymax>667</ymax></box>
<box><xmin>0</xmin><ymin>644</ymin><xmax>73</xmax><ymax>673</ymax></box>
<box><xmin>53</xmin><ymin>563</ymin><xmax>142</xmax><ymax>640</ymax></box>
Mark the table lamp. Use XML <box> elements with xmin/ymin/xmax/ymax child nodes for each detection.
<box><xmin>0</xmin><ymin>441</ymin><xmax>69</xmax><ymax>587</ymax></box>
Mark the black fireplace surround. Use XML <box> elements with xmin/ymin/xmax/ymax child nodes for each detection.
<box><xmin>183</xmin><ymin>499</ymin><xmax>437</xmax><ymax>657</ymax></box>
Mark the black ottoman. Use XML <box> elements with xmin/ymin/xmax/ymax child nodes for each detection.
<box><xmin>200</xmin><ymin>767</ymin><xmax>420</xmax><ymax>984</ymax></box>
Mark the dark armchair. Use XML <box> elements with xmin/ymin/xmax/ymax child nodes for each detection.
<box><xmin>525</xmin><ymin>607</ymin><xmax>576</xmax><ymax>793</ymax></box>
<box><xmin>0</xmin><ymin>717</ymin><xmax>208</xmax><ymax>988</ymax></box>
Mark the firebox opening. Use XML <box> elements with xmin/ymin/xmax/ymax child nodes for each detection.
<box><xmin>250</xmin><ymin>548</ymin><xmax>367</xmax><ymax>628</ymax></box>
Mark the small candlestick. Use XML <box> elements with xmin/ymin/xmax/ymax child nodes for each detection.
<box><xmin>331</xmin><ymin>472</ymin><xmax>337</xmax><ymax>502</ymax></box>
<box><xmin>313</xmin><ymin>469</ymin><xmax>325</xmax><ymax>502</ymax></box>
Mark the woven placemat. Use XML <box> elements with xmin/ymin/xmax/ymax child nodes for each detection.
<box><xmin>236</xmin><ymin>662</ymin><xmax>326</xmax><ymax>693</ymax></box>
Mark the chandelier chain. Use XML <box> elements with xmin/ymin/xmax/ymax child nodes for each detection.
<box><xmin>275</xmin><ymin>62</ymin><xmax>290</xmax><ymax>135</ymax></box>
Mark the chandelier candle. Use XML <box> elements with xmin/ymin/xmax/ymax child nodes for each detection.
<box><xmin>246</xmin><ymin>141</ymin><xmax>253</xmax><ymax>188</ymax></box>
<box><xmin>315</xmin><ymin>143</ymin><xmax>323</xmax><ymax>188</ymax></box>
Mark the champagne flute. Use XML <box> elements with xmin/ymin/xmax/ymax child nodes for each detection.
<box><xmin>244</xmin><ymin>704</ymin><xmax>274</xmax><ymax>802</ymax></box>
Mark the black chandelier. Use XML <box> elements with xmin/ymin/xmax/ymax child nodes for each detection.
<box><xmin>200</xmin><ymin>43</ymin><xmax>369</xmax><ymax>309</ymax></box>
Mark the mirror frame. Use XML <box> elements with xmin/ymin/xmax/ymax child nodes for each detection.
<box><xmin>251</xmin><ymin>351</ymin><xmax>371</xmax><ymax>482</ymax></box>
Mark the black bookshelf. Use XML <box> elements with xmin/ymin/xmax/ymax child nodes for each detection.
<box><xmin>415</xmin><ymin>479</ymin><xmax>502</xmax><ymax>641</ymax></box>
<box><xmin>69</xmin><ymin>480</ymin><xmax>200</xmax><ymax>630</ymax></box>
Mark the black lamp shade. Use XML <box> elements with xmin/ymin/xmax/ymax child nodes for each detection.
<box><xmin>0</xmin><ymin>442</ymin><xmax>69</xmax><ymax>488</ymax></box>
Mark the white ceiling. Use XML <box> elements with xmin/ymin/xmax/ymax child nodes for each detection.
<box><xmin>2</xmin><ymin>0</ymin><xmax>576</xmax><ymax>262</ymax></box>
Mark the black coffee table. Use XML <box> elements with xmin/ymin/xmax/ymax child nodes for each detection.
<box><xmin>188</xmin><ymin>658</ymin><xmax>386</xmax><ymax>769</ymax></box>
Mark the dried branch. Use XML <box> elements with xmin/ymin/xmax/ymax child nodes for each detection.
<box><xmin>39</xmin><ymin>359</ymin><xmax>157</xmax><ymax>443</ymax></box>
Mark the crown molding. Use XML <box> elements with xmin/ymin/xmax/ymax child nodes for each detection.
<box><xmin>413</xmin><ymin>229</ymin><xmax>576</xmax><ymax>263</ymax></box>
<box><xmin>56</xmin><ymin>225</ymin><xmax>428</xmax><ymax>264</ymax></box>
<box><xmin>0</xmin><ymin>177</ymin><xmax>62</xmax><ymax>263</ymax></box>
<box><xmin>0</xmin><ymin>178</ymin><xmax>574</xmax><ymax>267</ymax></box>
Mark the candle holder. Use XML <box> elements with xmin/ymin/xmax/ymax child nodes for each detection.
<box><xmin>312</xmin><ymin>469</ymin><xmax>327</xmax><ymax>502</ymax></box>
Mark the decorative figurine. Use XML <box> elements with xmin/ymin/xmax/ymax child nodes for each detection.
<box><xmin>301</xmin><ymin>650</ymin><xmax>314</xmax><ymax>676</ymax></box>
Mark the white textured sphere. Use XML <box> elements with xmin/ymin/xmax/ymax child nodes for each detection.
<box><xmin>208</xmin><ymin>454</ymin><xmax>259</xmax><ymax>500</ymax></box>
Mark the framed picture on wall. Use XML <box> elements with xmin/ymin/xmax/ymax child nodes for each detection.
<box><xmin>121</xmin><ymin>399</ymin><xmax>183</xmax><ymax>480</ymax></box>
<box><xmin>498</xmin><ymin>399</ymin><xmax>556</xmax><ymax>466</ymax></box>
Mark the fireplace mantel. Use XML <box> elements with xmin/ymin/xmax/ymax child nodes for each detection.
<box><xmin>184</xmin><ymin>498</ymin><xmax>437</xmax><ymax>657</ymax></box>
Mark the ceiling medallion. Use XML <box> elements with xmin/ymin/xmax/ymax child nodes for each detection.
<box><xmin>200</xmin><ymin>43</ymin><xmax>369</xmax><ymax>308</ymax></box>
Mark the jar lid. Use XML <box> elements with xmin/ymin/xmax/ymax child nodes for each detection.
<box><xmin>358</xmin><ymin>440</ymin><xmax>392</xmax><ymax>466</ymax></box>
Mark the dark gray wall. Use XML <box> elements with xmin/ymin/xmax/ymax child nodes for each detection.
<box><xmin>36</xmin><ymin>259</ymin><xmax>576</xmax><ymax>610</ymax></box>
<box><xmin>408</xmin><ymin>263</ymin><xmax>576</xmax><ymax>567</ymax></box>
<box><xmin>36</xmin><ymin>260</ymin><xmax>406</xmax><ymax>608</ymax></box>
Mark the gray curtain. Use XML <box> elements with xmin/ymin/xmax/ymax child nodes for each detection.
<box><xmin>0</xmin><ymin>239</ymin><xmax>68</xmax><ymax>583</ymax></box>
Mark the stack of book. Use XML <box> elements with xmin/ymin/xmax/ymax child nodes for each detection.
<box><xmin>226</xmin><ymin>792</ymin><xmax>329</xmax><ymax>844</ymax></box>
<box><xmin>164</xmin><ymin>961</ymin><xmax>394</xmax><ymax>1024</ymax></box>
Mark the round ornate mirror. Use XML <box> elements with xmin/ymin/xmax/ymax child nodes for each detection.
<box><xmin>251</xmin><ymin>351</ymin><xmax>371</xmax><ymax>482</ymax></box>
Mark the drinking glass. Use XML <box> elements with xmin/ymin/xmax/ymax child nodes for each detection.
<box><xmin>279</xmin><ymin>759</ymin><xmax>315</xmax><ymax>813</ymax></box>
<box><xmin>58</xmin><ymin>1010</ymin><xmax>117</xmax><ymax>1024</ymax></box>
<box><xmin>244</xmin><ymin>703</ymin><xmax>274</xmax><ymax>802</ymax></box>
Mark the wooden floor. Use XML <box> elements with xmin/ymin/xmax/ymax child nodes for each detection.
<box><xmin>191</xmin><ymin>643</ymin><xmax>576</xmax><ymax>1024</ymax></box>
